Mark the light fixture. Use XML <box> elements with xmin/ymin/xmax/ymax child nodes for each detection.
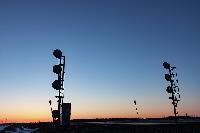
<box><xmin>53</xmin><ymin>49</ymin><xmax>62</xmax><ymax>59</ymax></box>
<box><xmin>52</xmin><ymin>80</ymin><xmax>61</xmax><ymax>90</ymax></box>
<box><xmin>165</xmin><ymin>74</ymin><xmax>172</xmax><ymax>81</ymax></box>
<box><xmin>163</xmin><ymin>62</ymin><xmax>170</xmax><ymax>69</ymax></box>
<box><xmin>53</xmin><ymin>65</ymin><xmax>62</xmax><ymax>74</ymax></box>
<box><xmin>166</xmin><ymin>86</ymin><xmax>173</xmax><ymax>93</ymax></box>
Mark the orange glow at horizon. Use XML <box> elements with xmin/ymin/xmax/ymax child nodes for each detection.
<box><xmin>1</xmin><ymin>103</ymin><xmax>199</xmax><ymax>123</ymax></box>
<box><xmin>0</xmin><ymin>112</ymin><xmax>51</xmax><ymax>123</ymax></box>
<box><xmin>1</xmin><ymin>109</ymin><xmax>199</xmax><ymax>124</ymax></box>
<box><xmin>1</xmin><ymin>100</ymin><xmax>199</xmax><ymax>123</ymax></box>
<box><xmin>1</xmin><ymin>92</ymin><xmax>199</xmax><ymax>123</ymax></box>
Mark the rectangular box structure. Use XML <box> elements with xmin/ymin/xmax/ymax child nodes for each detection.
<box><xmin>61</xmin><ymin>103</ymin><xmax>71</xmax><ymax>126</ymax></box>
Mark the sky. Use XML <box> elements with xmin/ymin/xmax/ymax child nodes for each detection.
<box><xmin>0</xmin><ymin>0</ymin><xmax>200</xmax><ymax>123</ymax></box>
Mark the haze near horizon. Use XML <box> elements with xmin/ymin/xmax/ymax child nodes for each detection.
<box><xmin>0</xmin><ymin>0</ymin><xmax>200</xmax><ymax>123</ymax></box>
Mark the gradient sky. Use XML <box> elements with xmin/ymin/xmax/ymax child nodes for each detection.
<box><xmin>0</xmin><ymin>0</ymin><xmax>200</xmax><ymax>123</ymax></box>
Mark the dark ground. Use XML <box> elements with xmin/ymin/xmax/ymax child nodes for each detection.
<box><xmin>39</xmin><ymin>122</ymin><xmax>200</xmax><ymax>133</ymax></box>
<box><xmin>1</xmin><ymin>118</ymin><xmax>200</xmax><ymax>133</ymax></box>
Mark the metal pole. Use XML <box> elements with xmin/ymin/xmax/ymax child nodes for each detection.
<box><xmin>169</xmin><ymin>68</ymin><xmax>177</xmax><ymax>120</ymax></box>
<box><xmin>58</xmin><ymin>57</ymin><xmax>62</xmax><ymax>125</ymax></box>
<box><xmin>62</xmin><ymin>56</ymin><xmax>65</xmax><ymax>88</ymax></box>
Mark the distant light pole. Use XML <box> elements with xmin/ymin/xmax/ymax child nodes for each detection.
<box><xmin>133</xmin><ymin>100</ymin><xmax>139</xmax><ymax>117</ymax></box>
<box><xmin>163</xmin><ymin>62</ymin><xmax>180</xmax><ymax>120</ymax></box>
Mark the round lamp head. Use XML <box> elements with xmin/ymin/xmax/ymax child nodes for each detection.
<box><xmin>165</xmin><ymin>74</ymin><xmax>172</xmax><ymax>81</ymax></box>
<box><xmin>53</xmin><ymin>65</ymin><xmax>62</xmax><ymax>74</ymax></box>
<box><xmin>163</xmin><ymin>62</ymin><xmax>170</xmax><ymax>69</ymax></box>
<box><xmin>52</xmin><ymin>80</ymin><xmax>61</xmax><ymax>90</ymax></box>
<box><xmin>166</xmin><ymin>86</ymin><xmax>173</xmax><ymax>93</ymax></box>
<box><xmin>53</xmin><ymin>49</ymin><xmax>62</xmax><ymax>59</ymax></box>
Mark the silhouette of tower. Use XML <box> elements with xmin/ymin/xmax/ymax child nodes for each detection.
<box><xmin>163</xmin><ymin>62</ymin><xmax>180</xmax><ymax>120</ymax></box>
<box><xmin>133</xmin><ymin>100</ymin><xmax>139</xmax><ymax>116</ymax></box>
<box><xmin>50</xmin><ymin>49</ymin><xmax>71</xmax><ymax>127</ymax></box>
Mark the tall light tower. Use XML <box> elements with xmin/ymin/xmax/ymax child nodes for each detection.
<box><xmin>163</xmin><ymin>62</ymin><xmax>180</xmax><ymax>120</ymax></box>
<box><xmin>51</xmin><ymin>49</ymin><xmax>65</xmax><ymax>126</ymax></box>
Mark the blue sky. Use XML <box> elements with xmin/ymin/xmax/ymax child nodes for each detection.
<box><xmin>0</xmin><ymin>0</ymin><xmax>200</xmax><ymax>122</ymax></box>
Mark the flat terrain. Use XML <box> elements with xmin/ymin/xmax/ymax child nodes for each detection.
<box><xmin>1</xmin><ymin>120</ymin><xmax>200</xmax><ymax>133</ymax></box>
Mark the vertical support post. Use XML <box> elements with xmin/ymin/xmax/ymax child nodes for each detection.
<box><xmin>57</xmin><ymin>57</ymin><xmax>62</xmax><ymax>125</ymax></box>
<box><xmin>168</xmin><ymin>68</ymin><xmax>177</xmax><ymax>120</ymax></box>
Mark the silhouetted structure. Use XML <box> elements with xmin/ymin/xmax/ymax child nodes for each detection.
<box><xmin>133</xmin><ymin>100</ymin><xmax>139</xmax><ymax>116</ymax></box>
<box><xmin>163</xmin><ymin>62</ymin><xmax>180</xmax><ymax>120</ymax></box>
<box><xmin>61</xmin><ymin>103</ymin><xmax>71</xmax><ymax>126</ymax></box>
<box><xmin>50</xmin><ymin>49</ymin><xmax>71</xmax><ymax>127</ymax></box>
